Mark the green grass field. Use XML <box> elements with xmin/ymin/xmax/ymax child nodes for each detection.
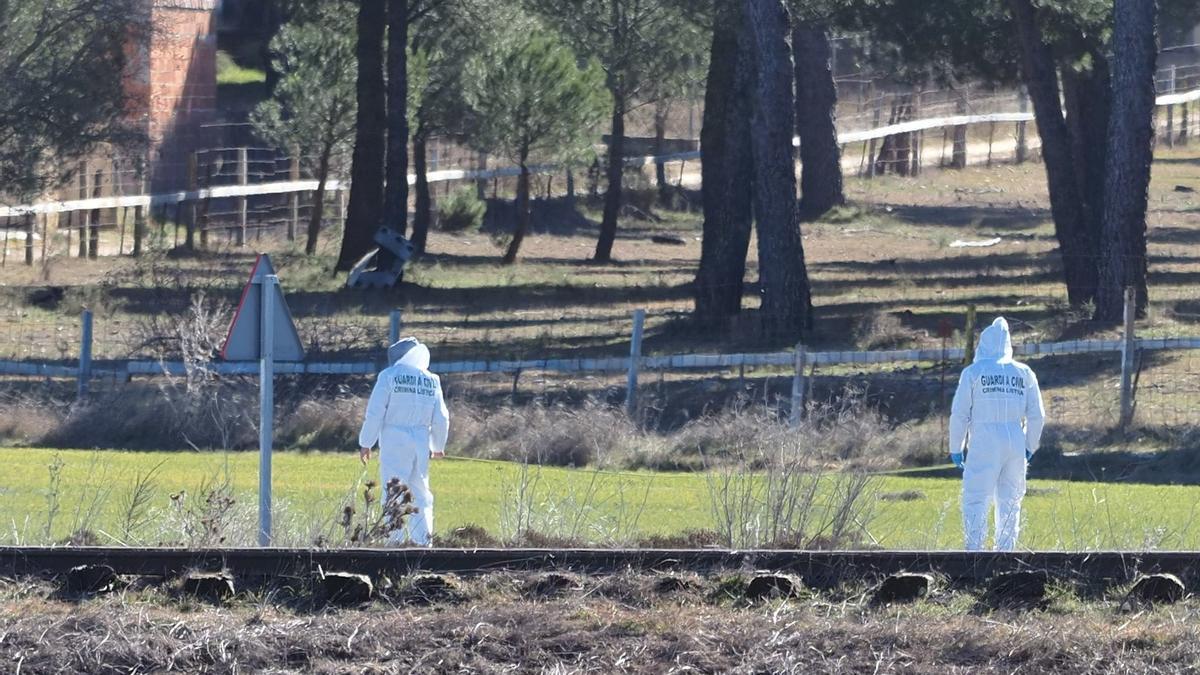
<box><xmin>5</xmin><ymin>448</ymin><xmax>1200</xmax><ymax>550</ymax></box>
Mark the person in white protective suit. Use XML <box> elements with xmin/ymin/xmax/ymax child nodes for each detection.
<box><xmin>949</xmin><ymin>317</ymin><xmax>1045</xmax><ymax>551</ymax></box>
<box><xmin>358</xmin><ymin>337</ymin><xmax>450</xmax><ymax>546</ymax></box>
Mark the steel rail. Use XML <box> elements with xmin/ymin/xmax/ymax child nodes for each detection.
<box><xmin>3</xmin><ymin>548</ymin><xmax>1199</xmax><ymax>587</ymax></box>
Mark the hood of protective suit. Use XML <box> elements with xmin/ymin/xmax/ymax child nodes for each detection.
<box><xmin>388</xmin><ymin>337</ymin><xmax>431</xmax><ymax>370</ymax></box>
<box><xmin>974</xmin><ymin>317</ymin><xmax>1014</xmax><ymax>363</ymax></box>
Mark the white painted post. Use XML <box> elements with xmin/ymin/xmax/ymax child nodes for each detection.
<box><xmin>389</xmin><ymin>309</ymin><xmax>403</xmax><ymax>345</ymax></box>
<box><xmin>258</xmin><ymin>274</ymin><xmax>277</xmax><ymax>546</ymax></box>
<box><xmin>1119</xmin><ymin>287</ymin><xmax>1137</xmax><ymax>431</ymax></box>
<box><xmin>790</xmin><ymin>343</ymin><xmax>807</xmax><ymax>427</ymax></box>
<box><xmin>77</xmin><ymin>308</ymin><xmax>93</xmax><ymax>400</ymax></box>
<box><xmin>625</xmin><ymin>309</ymin><xmax>645</xmax><ymax>416</ymax></box>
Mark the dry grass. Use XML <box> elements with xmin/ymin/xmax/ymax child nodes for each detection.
<box><xmin>4</xmin><ymin>573</ymin><xmax>1200</xmax><ymax>673</ymax></box>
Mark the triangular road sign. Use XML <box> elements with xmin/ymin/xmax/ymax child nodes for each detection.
<box><xmin>220</xmin><ymin>253</ymin><xmax>305</xmax><ymax>361</ymax></box>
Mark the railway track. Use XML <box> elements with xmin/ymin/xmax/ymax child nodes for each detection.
<box><xmin>3</xmin><ymin>547</ymin><xmax>1199</xmax><ymax>587</ymax></box>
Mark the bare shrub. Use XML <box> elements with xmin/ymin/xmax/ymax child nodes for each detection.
<box><xmin>705</xmin><ymin>440</ymin><xmax>879</xmax><ymax>549</ymax></box>
<box><xmin>0</xmin><ymin>391</ymin><xmax>62</xmax><ymax>445</ymax></box>
<box><xmin>152</xmin><ymin>293</ymin><xmax>256</xmax><ymax>450</ymax></box>
<box><xmin>499</xmin><ymin>460</ymin><xmax>652</xmax><ymax>546</ymax></box>
<box><xmin>452</xmin><ymin>400</ymin><xmax>642</xmax><ymax>467</ymax></box>
<box><xmin>278</xmin><ymin>395</ymin><xmax>364</xmax><ymax>450</ymax></box>
<box><xmin>654</xmin><ymin>390</ymin><xmax>940</xmax><ymax>472</ymax></box>
<box><xmin>853</xmin><ymin>311</ymin><xmax>914</xmax><ymax>350</ymax></box>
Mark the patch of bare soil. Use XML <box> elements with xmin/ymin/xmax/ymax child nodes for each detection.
<box><xmin>3</xmin><ymin>572</ymin><xmax>1200</xmax><ymax>673</ymax></box>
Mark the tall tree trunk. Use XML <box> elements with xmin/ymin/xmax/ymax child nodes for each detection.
<box><xmin>1062</xmin><ymin>55</ymin><xmax>1112</xmax><ymax>236</ymax></box>
<box><xmin>1096</xmin><ymin>0</ymin><xmax>1157</xmax><ymax>320</ymax></box>
<box><xmin>503</xmin><ymin>159</ymin><xmax>531</xmax><ymax>265</ymax></box>
<box><xmin>383</xmin><ymin>0</ymin><xmax>409</xmax><ymax>236</ymax></box>
<box><xmin>654</xmin><ymin>100</ymin><xmax>669</xmax><ymax>203</ymax></box>
<box><xmin>411</xmin><ymin>130</ymin><xmax>431</xmax><ymax>255</ymax></box>
<box><xmin>694</xmin><ymin>4</ymin><xmax>755</xmax><ymax>325</ymax></box>
<box><xmin>1007</xmin><ymin>0</ymin><xmax>1098</xmax><ymax>306</ymax></box>
<box><xmin>594</xmin><ymin>97</ymin><xmax>625</xmax><ymax>262</ymax></box>
<box><xmin>306</xmin><ymin>141</ymin><xmax>334</xmax><ymax>256</ymax></box>
<box><xmin>747</xmin><ymin>0</ymin><xmax>813</xmax><ymax>337</ymax></box>
<box><xmin>336</xmin><ymin>0</ymin><xmax>387</xmax><ymax>272</ymax></box>
<box><xmin>792</xmin><ymin>22</ymin><xmax>844</xmax><ymax>219</ymax></box>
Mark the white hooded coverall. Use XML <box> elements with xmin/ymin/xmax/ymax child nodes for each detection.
<box><xmin>950</xmin><ymin>317</ymin><xmax>1045</xmax><ymax>551</ymax></box>
<box><xmin>358</xmin><ymin>338</ymin><xmax>450</xmax><ymax>545</ymax></box>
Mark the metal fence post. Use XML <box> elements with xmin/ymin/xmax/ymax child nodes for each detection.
<box><xmin>259</xmin><ymin>274</ymin><xmax>277</xmax><ymax>547</ymax></box>
<box><xmin>790</xmin><ymin>343</ymin><xmax>808</xmax><ymax>427</ymax></box>
<box><xmin>625</xmin><ymin>309</ymin><xmax>645</xmax><ymax>416</ymax></box>
<box><xmin>77</xmin><ymin>309</ymin><xmax>93</xmax><ymax>400</ymax></box>
<box><xmin>1119</xmin><ymin>286</ymin><xmax>1137</xmax><ymax>430</ymax></box>
<box><xmin>389</xmin><ymin>309</ymin><xmax>403</xmax><ymax>344</ymax></box>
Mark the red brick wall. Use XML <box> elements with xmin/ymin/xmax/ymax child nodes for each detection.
<box><xmin>139</xmin><ymin>1</ymin><xmax>219</xmax><ymax>189</ymax></box>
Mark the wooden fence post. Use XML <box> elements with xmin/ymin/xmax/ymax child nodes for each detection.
<box><xmin>78</xmin><ymin>162</ymin><xmax>89</xmax><ymax>258</ymax></box>
<box><xmin>185</xmin><ymin>153</ymin><xmax>198</xmax><ymax>250</ymax></box>
<box><xmin>952</xmin><ymin>88</ymin><xmax>968</xmax><ymax>169</ymax></box>
<box><xmin>77</xmin><ymin>308</ymin><xmax>93</xmax><ymax>400</ymax></box>
<box><xmin>200</xmin><ymin>162</ymin><xmax>212</xmax><ymax>250</ymax></box>
<box><xmin>132</xmin><ymin>175</ymin><xmax>146</xmax><ymax>257</ymax></box>
<box><xmin>1119</xmin><ymin>287</ymin><xmax>1137</xmax><ymax>430</ymax></box>
<box><xmin>288</xmin><ymin>153</ymin><xmax>300</xmax><ymax>242</ymax></box>
<box><xmin>964</xmin><ymin>304</ymin><xmax>977</xmax><ymax>364</ymax></box>
<box><xmin>23</xmin><ymin>213</ymin><xmax>33</xmax><ymax>266</ymax></box>
<box><xmin>389</xmin><ymin>309</ymin><xmax>403</xmax><ymax>344</ymax></box>
<box><xmin>40</xmin><ymin>214</ymin><xmax>48</xmax><ymax>266</ymax></box>
<box><xmin>115</xmin><ymin>160</ymin><xmax>126</xmax><ymax>256</ymax></box>
<box><xmin>475</xmin><ymin>151</ymin><xmax>488</xmax><ymax>200</ymax></box>
<box><xmin>1016</xmin><ymin>89</ymin><xmax>1029</xmax><ymax>164</ymax></box>
<box><xmin>625</xmin><ymin>309</ymin><xmax>645</xmax><ymax>417</ymax></box>
<box><xmin>866</xmin><ymin>91</ymin><xmax>882</xmax><ymax>178</ymax></box>
<box><xmin>1166</xmin><ymin>65</ymin><xmax>1177</xmax><ymax>148</ymax></box>
<box><xmin>88</xmin><ymin>166</ymin><xmax>102</xmax><ymax>259</ymax></box>
<box><xmin>237</xmin><ymin>148</ymin><xmax>248</xmax><ymax>247</ymax></box>
<box><xmin>790</xmin><ymin>343</ymin><xmax>808</xmax><ymax>427</ymax></box>
<box><xmin>911</xmin><ymin>90</ymin><xmax>923</xmax><ymax>176</ymax></box>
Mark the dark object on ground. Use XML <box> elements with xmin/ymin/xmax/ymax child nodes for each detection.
<box><xmin>985</xmin><ymin>570</ymin><xmax>1048</xmax><ymax>604</ymax></box>
<box><xmin>620</xmin><ymin>204</ymin><xmax>662</xmax><ymax>222</ymax></box>
<box><xmin>347</xmin><ymin>226</ymin><xmax>413</xmax><ymax>289</ymax></box>
<box><xmin>25</xmin><ymin>286</ymin><xmax>64</xmax><ymax>309</ymax></box>
<box><xmin>1175</xmin><ymin>185</ymin><xmax>1196</xmax><ymax>193</ymax></box>
<box><xmin>1122</xmin><ymin>573</ymin><xmax>1185</xmax><ymax>611</ymax></box>
<box><xmin>182</xmin><ymin>572</ymin><xmax>235</xmax><ymax>601</ymax></box>
<box><xmin>320</xmin><ymin>571</ymin><xmax>374</xmax><ymax>603</ymax></box>
<box><xmin>650</xmin><ymin>234</ymin><xmax>687</xmax><ymax>246</ymax></box>
<box><xmin>654</xmin><ymin>574</ymin><xmax>702</xmax><ymax>595</ymax></box>
<box><xmin>65</xmin><ymin>564</ymin><xmax>117</xmax><ymax>595</ymax></box>
<box><xmin>526</xmin><ymin>572</ymin><xmax>577</xmax><ymax>598</ymax></box>
<box><xmin>745</xmin><ymin>573</ymin><xmax>802</xmax><ymax>600</ymax></box>
<box><xmin>871</xmin><ymin>572</ymin><xmax>933</xmax><ymax>604</ymax></box>
<box><xmin>401</xmin><ymin>573</ymin><xmax>459</xmax><ymax>605</ymax></box>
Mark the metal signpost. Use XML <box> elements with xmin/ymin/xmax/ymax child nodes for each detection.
<box><xmin>220</xmin><ymin>254</ymin><xmax>304</xmax><ymax>546</ymax></box>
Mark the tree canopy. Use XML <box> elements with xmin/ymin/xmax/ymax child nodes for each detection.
<box><xmin>0</xmin><ymin>0</ymin><xmax>147</xmax><ymax>199</ymax></box>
